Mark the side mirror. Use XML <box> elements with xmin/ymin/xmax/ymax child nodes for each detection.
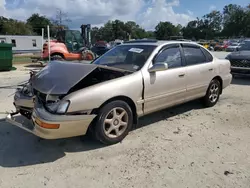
<box><xmin>148</xmin><ymin>63</ymin><xmax>168</xmax><ymax>73</ymax></box>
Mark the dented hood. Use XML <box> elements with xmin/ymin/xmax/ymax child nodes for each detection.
<box><xmin>31</xmin><ymin>61</ymin><xmax>98</xmax><ymax>95</ymax></box>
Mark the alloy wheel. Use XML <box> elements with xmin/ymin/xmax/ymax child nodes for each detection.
<box><xmin>103</xmin><ymin>107</ymin><xmax>129</xmax><ymax>138</ymax></box>
<box><xmin>209</xmin><ymin>83</ymin><xmax>219</xmax><ymax>103</ymax></box>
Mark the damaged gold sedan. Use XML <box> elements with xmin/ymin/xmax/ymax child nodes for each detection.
<box><xmin>6</xmin><ymin>40</ymin><xmax>232</xmax><ymax>144</ymax></box>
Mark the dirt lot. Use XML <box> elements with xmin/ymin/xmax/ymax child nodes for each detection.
<box><xmin>0</xmin><ymin>54</ymin><xmax>250</xmax><ymax>188</ymax></box>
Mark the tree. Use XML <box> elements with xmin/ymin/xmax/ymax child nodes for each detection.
<box><xmin>145</xmin><ymin>31</ymin><xmax>155</xmax><ymax>39</ymax></box>
<box><xmin>27</xmin><ymin>14</ymin><xmax>53</xmax><ymax>37</ymax></box>
<box><xmin>182</xmin><ymin>20</ymin><xmax>199</xmax><ymax>40</ymax></box>
<box><xmin>200</xmin><ymin>10</ymin><xmax>223</xmax><ymax>39</ymax></box>
<box><xmin>98</xmin><ymin>21</ymin><xmax>114</xmax><ymax>41</ymax></box>
<box><xmin>91</xmin><ymin>27</ymin><xmax>100</xmax><ymax>43</ymax></box>
<box><xmin>91</xmin><ymin>20</ymin><xmax>149</xmax><ymax>42</ymax></box>
<box><xmin>124</xmin><ymin>21</ymin><xmax>148</xmax><ymax>39</ymax></box>
<box><xmin>155</xmin><ymin>22</ymin><xmax>180</xmax><ymax>40</ymax></box>
<box><xmin>222</xmin><ymin>4</ymin><xmax>246</xmax><ymax>37</ymax></box>
<box><xmin>124</xmin><ymin>21</ymin><xmax>138</xmax><ymax>39</ymax></box>
<box><xmin>1</xmin><ymin>19</ymin><xmax>33</xmax><ymax>35</ymax></box>
<box><xmin>242</xmin><ymin>4</ymin><xmax>250</xmax><ymax>37</ymax></box>
<box><xmin>112</xmin><ymin>20</ymin><xmax>126</xmax><ymax>39</ymax></box>
<box><xmin>0</xmin><ymin>16</ymin><xmax>9</xmax><ymax>34</ymax></box>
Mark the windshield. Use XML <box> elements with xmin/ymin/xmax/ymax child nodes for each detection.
<box><xmin>239</xmin><ymin>41</ymin><xmax>250</xmax><ymax>51</ymax></box>
<box><xmin>71</xmin><ymin>30</ymin><xmax>84</xmax><ymax>47</ymax></box>
<box><xmin>92</xmin><ymin>44</ymin><xmax>156</xmax><ymax>71</ymax></box>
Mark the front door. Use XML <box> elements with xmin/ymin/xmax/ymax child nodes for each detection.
<box><xmin>181</xmin><ymin>43</ymin><xmax>216</xmax><ymax>101</ymax></box>
<box><xmin>142</xmin><ymin>44</ymin><xmax>187</xmax><ymax>115</ymax></box>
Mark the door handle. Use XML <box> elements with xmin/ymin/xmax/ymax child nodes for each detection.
<box><xmin>208</xmin><ymin>68</ymin><xmax>214</xmax><ymax>71</ymax></box>
<box><xmin>178</xmin><ymin>73</ymin><xmax>185</xmax><ymax>77</ymax></box>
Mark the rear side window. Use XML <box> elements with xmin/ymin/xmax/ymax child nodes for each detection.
<box><xmin>201</xmin><ymin>48</ymin><xmax>213</xmax><ymax>62</ymax></box>
<box><xmin>183</xmin><ymin>46</ymin><xmax>206</xmax><ymax>66</ymax></box>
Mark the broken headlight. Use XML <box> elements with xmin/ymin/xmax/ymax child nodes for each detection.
<box><xmin>21</xmin><ymin>83</ymin><xmax>33</xmax><ymax>97</ymax></box>
<box><xmin>46</xmin><ymin>100</ymin><xmax>70</xmax><ymax>114</ymax></box>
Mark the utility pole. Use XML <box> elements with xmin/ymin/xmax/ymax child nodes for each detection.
<box><xmin>47</xmin><ymin>25</ymin><xmax>51</xmax><ymax>62</ymax></box>
<box><xmin>41</xmin><ymin>28</ymin><xmax>44</xmax><ymax>58</ymax></box>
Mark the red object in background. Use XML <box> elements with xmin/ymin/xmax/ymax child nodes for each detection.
<box><xmin>222</xmin><ymin>41</ymin><xmax>230</xmax><ymax>49</ymax></box>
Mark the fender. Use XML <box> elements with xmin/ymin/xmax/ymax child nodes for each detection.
<box><xmin>50</xmin><ymin>44</ymin><xmax>69</xmax><ymax>55</ymax></box>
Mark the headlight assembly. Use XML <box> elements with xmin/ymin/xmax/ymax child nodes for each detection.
<box><xmin>46</xmin><ymin>100</ymin><xmax>70</xmax><ymax>114</ymax></box>
<box><xmin>56</xmin><ymin>101</ymin><xmax>70</xmax><ymax>114</ymax></box>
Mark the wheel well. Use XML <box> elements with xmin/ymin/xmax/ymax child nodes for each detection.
<box><xmin>92</xmin><ymin>96</ymin><xmax>138</xmax><ymax>125</ymax></box>
<box><xmin>212</xmin><ymin>76</ymin><xmax>223</xmax><ymax>94</ymax></box>
<box><xmin>51</xmin><ymin>52</ymin><xmax>64</xmax><ymax>58</ymax></box>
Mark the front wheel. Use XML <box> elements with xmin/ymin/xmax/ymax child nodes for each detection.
<box><xmin>94</xmin><ymin>100</ymin><xmax>133</xmax><ymax>145</ymax></box>
<box><xmin>51</xmin><ymin>54</ymin><xmax>64</xmax><ymax>61</ymax></box>
<box><xmin>203</xmin><ymin>79</ymin><xmax>221</xmax><ymax>107</ymax></box>
<box><xmin>81</xmin><ymin>50</ymin><xmax>96</xmax><ymax>61</ymax></box>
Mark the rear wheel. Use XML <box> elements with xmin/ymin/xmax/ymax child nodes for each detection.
<box><xmin>203</xmin><ymin>79</ymin><xmax>221</xmax><ymax>107</ymax></box>
<box><xmin>94</xmin><ymin>100</ymin><xmax>133</xmax><ymax>145</ymax></box>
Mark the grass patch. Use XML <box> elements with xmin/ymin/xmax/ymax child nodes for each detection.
<box><xmin>13</xmin><ymin>56</ymin><xmax>33</xmax><ymax>64</ymax></box>
<box><xmin>10</xmin><ymin>66</ymin><xmax>17</xmax><ymax>71</ymax></box>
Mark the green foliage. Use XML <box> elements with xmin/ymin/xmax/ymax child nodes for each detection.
<box><xmin>0</xmin><ymin>17</ymin><xmax>33</xmax><ymax>35</ymax></box>
<box><xmin>155</xmin><ymin>21</ymin><xmax>181</xmax><ymax>40</ymax></box>
<box><xmin>92</xmin><ymin>20</ymin><xmax>151</xmax><ymax>42</ymax></box>
<box><xmin>26</xmin><ymin>14</ymin><xmax>53</xmax><ymax>37</ymax></box>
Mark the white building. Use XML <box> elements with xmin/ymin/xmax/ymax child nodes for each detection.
<box><xmin>0</xmin><ymin>35</ymin><xmax>43</xmax><ymax>54</ymax></box>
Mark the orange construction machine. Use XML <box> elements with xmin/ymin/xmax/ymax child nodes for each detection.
<box><xmin>42</xmin><ymin>24</ymin><xmax>97</xmax><ymax>61</ymax></box>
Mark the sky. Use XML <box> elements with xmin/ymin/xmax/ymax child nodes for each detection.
<box><xmin>0</xmin><ymin>0</ymin><xmax>249</xmax><ymax>30</ymax></box>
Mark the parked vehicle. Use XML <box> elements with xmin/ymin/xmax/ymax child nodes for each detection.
<box><xmin>226</xmin><ymin>42</ymin><xmax>241</xmax><ymax>52</ymax></box>
<box><xmin>198</xmin><ymin>42</ymin><xmax>209</xmax><ymax>49</ymax></box>
<box><xmin>91</xmin><ymin>42</ymin><xmax>111</xmax><ymax>57</ymax></box>
<box><xmin>6</xmin><ymin>40</ymin><xmax>232</xmax><ymax>145</ymax></box>
<box><xmin>214</xmin><ymin>41</ymin><xmax>229</xmax><ymax>51</ymax></box>
<box><xmin>214</xmin><ymin>43</ymin><xmax>224</xmax><ymax>51</ymax></box>
<box><xmin>226</xmin><ymin>39</ymin><xmax>250</xmax><ymax>76</ymax></box>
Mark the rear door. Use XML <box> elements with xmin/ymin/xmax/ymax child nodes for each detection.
<box><xmin>181</xmin><ymin>43</ymin><xmax>216</xmax><ymax>101</ymax></box>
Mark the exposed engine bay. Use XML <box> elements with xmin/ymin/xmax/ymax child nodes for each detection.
<box><xmin>69</xmin><ymin>67</ymin><xmax>128</xmax><ymax>93</ymax></box>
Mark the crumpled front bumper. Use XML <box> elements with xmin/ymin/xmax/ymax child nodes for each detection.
<box><xmin>7</xmin><ymin>95</ymin><xmax>97</xmax><ymax>139</ymax></box>
<box><xmin>14</xmin><ymin>88</ymin><xmax>34</xmax><ymax>110</ymax></box>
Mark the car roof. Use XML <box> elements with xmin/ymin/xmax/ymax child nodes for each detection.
<box><xmin>122</xmin><ymin>39</ymin><xmax>199</xmax><ymax>47</ymax></box>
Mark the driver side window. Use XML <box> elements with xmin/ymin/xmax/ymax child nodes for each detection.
<box><xmin>154</xmin><ymin>47</ymin><xmax>182</xmax><ymax>69</ymax></box>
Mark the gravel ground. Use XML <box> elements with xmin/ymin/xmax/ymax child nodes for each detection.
<box><xmin>0</xmin><ymin>52</ymin><xmax>249</xmax><ymax>188</ymax></box>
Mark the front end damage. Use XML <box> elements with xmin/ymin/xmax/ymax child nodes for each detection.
<box><xmin>6</xmin><ymin>96</ymin><xmax>97</xmax><ymax>139</ymax></box>
<box><xmin>6</xmin><ymin>61</ymin><xmax>130</xmax><ymax>139</ymax></box>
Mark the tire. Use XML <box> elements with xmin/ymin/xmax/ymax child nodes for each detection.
<box><xmin>202</xmin><ymin>79</ymin><xmax>221</xmax><ymax>107</ymax></box>
<box><xmin>81</xmin><ymin>50</ymin><xmax>95</xmax><ymax>60</ymax></box>
<box><xmin>94</xmin><ymin>100</ymin><xmax>133</xmax><ymax>145</ymax></box>
<box><xmin>51</xmin><ymin>54</ymin><xmax>64</xmax><ymax>61</ymax></box>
